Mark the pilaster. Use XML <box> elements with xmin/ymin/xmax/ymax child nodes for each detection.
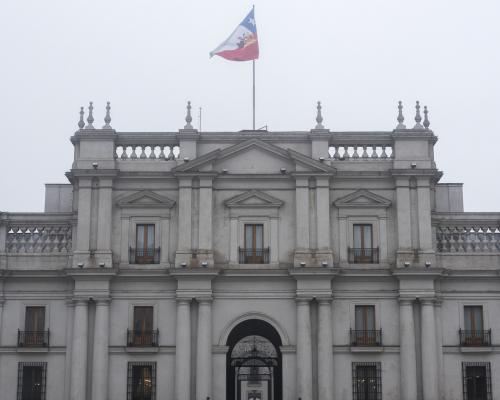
<box><xmin>74</xmin><ymin>178</ymin><xmax>92</xmax><ymax>267</ymax></box>
<box><xmin>398</xmin><ymin>297</ymin><xmax>417</xmax><ymax>400</ymax></box>
<box><xmin>70</xmin><ymin>298</ymin><xmax>89</xmax><ymax>400</ymax></box>
<box><xmin>417</xmin><ymin>177</ymin><xmax>436</xmax><ymax>265</ymax></box>
<box><xmin>175</xmin><ymin>298</ymin><xmax>191</xmax><ymax>400</ymax></box>
<box><xmin>317</xmin><ymin>298</ymin><xmax>334</xmax><ymax>400</ymax></box>
<box><xmin>196</xmin><ymin>298</ymin><xmax>213</xmax><ymax>400</ymax></box>
<box><xmin>395</xmin><ymin>177</ymin><xmax>412</xmax><ymax>263</ymax></box>
<box><xmin>294</xmin><ymin>177</ymin><xmax>311</xmax><ymax>266</ymax></box>
<box><xmin>296</xmin><ymin>297</ymin><xmax>313</xmax><ymax>400</ymax></box>
<box><xmin>91</xmin><ymin>298</ymin><xmax>110</xmax><ymax>400</ymax></box>
<box><xmin>175</xmin><ymin>176</ymin><xmax>193</xmax><ymax>267</ymax></box>
<box><xmin>95</xmin><ymin>178</ymin><xmax>113</xmax><ymax>267</ymax></box>
<box><xmin>315</xmin><ymin>177</ymin><xmax>333</xmax><ymax>265</ymax></box>
<box><xmin>420</xmin><ymin>298</ymin><xmax>439</xmax><ymax>400</ymax></box>
<box><xmin>197</xmin><ymin>176</ymin><xmax>215</xmax><ymax>266</ymax></box>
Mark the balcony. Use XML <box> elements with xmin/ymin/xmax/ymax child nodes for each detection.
<box><xmin>129</xmin><ymin>247</ymin><xmax>160</xmax><ymax>264</ymax></box>
<box><xmin>350</xmin><ymin>329</ymin><xmax>382</xmax><ymax>346</ymax></box>
<box><xmin>459</xmin><ymin>329</ymin><xmax>491</xmax><ymax>346</ymax></box>
<box><xmin>348</xmin><ymin>247</ymin><xmax>379</xmax><ymax>264</ymax></box>
<box><xmin>238</xmin><ymin>247</ymin><xmax>270</xmax><ymax>264</ymax></box>
<box><xmin>127</xmin><ymin>330</ymin><xmax>159</xmax><ymax>347</ymax></box>
<box><xmin>17</xmin><ymin>330</ymin><xmax>50</xmax><ymax>347</ymax></box>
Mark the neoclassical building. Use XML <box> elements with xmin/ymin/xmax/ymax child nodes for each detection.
<box><xmin>0</xmin><ymin>100</ymin><xmax>499</xmax><ymax>400</ymax></box>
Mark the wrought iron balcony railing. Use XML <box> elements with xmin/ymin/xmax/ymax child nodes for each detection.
<box><xmin>17</xmin><ymin>330</ymin><xmax>50</xmax><ymax>347</ymax></box>
<box><xmin>238</xmin><ymin>247</ymin><xmax>270</xmax><ymax>264</ymax></box>
<box><xmin>127</xmin><ymin>329</ymin><xmax>159</xmax><ymax>347</ymax></box>
<box><xmin>350</xmin><ymin>329</ymin><xmax>382</xmax><ymax>346</ymax></box>
<box><xmin>129</xmin><ymin>247</ymin><xmax>160</xmax><ymax>264</ymax></box>
<box><xmin>348</xmin><ymin>247</ymin><xmax>379</xmax><ymax>264</ymax></box>
<box><xmin>459</xmin><ymin>329</ymin><xmax>491</xmax><ymax>346</ymax></box>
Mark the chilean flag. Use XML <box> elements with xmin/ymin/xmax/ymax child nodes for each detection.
<box><xmin>210</xmin><ymin>8</ymin><xmax>259</xmax><ymax>62</ymax></box>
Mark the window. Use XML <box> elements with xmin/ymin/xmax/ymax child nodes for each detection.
<box><xmin>462</xmin><ymin>306</ymin><xmax>490</xmax><ymax>346</ymax></box>
<box><xmin>131</xmin><ymin>224</ymin><xmax>158</xmax><ymax>264</ymax></box>
<box><xmin>352</xmin><ymin>362</ymin><xmax>381</xmax><ymax>400</ymax></box>
<box><xmin>240</xmin><ymin>224</ymin><xmax>269</xmax><ymax>264</ymax></box>
<box><xmin>127</xmin><ymin>362</ymin><xmax>156</xmax><ymax>400</ymax></box>
<box><xmin>128</xmin><ymin>306</ymin><xmax>157</xmax><ymax>346</ymax></box>
<box><xmin>19</xmin><ymin>307</ymin><xmax>47</xmax><ymax>347</ymax></box>
<box><xmin>350</xmin><ymin>224</ymin><xmax>378</xmax><ymax>263</ymax></box>
<box><xmin>352</xmin><ymin>305</ymin><xmax>380</xmax><ymax>346</ymax></box>
<box><xmin>462</xmin><ymin>362</ymin><xmax>491</xmax><ymax>400</ymax></box>
<box><xmin>17</xmin><ymin>362</ymin><xmax>47</xmax><ymax>400</ymax></box>
<box><xmin>136</xmin><ymin>224</ymin><xmax>155</xmax><ymax>262</ymax></box>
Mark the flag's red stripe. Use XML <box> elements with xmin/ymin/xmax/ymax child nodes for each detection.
<box><xmin>215</xmin><ymin>42</ymin><xmax>259</xmax><ymax>62</ymax></box>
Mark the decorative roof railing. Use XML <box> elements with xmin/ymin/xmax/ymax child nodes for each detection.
<box><xmin>433</xmin><ymin>213</ymin><xmax>500</xmax><ymax>253</ymax></box>
<box><xmin>2</xmin><ymin>213</ymin><xmax>74</xmax><ymax>254</ymax></box>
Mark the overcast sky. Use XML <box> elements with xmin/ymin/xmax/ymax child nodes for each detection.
<box><xmin>1</xmin><ymin>0</ymin><xmax>499</xmax><ymax>212</ymax></box>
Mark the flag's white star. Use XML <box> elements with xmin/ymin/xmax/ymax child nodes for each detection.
<box><xmin>248</xmin><ymin>18</ymin><xmax>255</xmax><ymax>26</ymax></box>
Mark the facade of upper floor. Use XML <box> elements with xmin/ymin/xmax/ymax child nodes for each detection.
<box><xmin>0</xmin><ymin>102</ymin><xmax>498</xmax><ymax>273</ymax></box>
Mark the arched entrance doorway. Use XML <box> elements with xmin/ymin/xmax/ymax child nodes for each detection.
<box><xmin>226</xmin><ymin>319</ymin><xmax>282</xmax><ymax>400</ymax></box>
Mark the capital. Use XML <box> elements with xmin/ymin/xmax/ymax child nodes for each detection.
<box><xmin>419</xmin><ymin>297</ymin><xmax>436</xmax><ymax>306</ymax></box>
<box><xmin>295</xmin><ymin>297</ymin><xmax>312</xmax><ymax>305</ymax></box>
<box><xmin>398</xmin><ymin>297</ymin><xmax>415</xmax><ymax>306</ymax></box>
<box><xmin>73</xmin><ymin>298</ymin><xmax>89</xmax><ymax>306</ymax></box>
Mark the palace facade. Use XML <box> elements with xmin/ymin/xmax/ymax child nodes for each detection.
<box><xmin>0</xmin><ymin>101</ymin><xmax>499</xmax><ymax>400</ymax></box>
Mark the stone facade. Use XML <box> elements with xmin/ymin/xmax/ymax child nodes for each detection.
<box><xmin>0</xmin><ymin>101</ymin><xmax>499</xmax><ymax>400</ymax></box>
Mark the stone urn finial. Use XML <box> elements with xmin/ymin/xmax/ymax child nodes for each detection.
<box><xmin>396</xmin><ymin>101</ymin><xmax>406</xmax><ymax>129</ymax></box>
<box><xmin>78</xmin><ymin>106</ymin><xmax>85</xmax><ymax>129</ymax></box>
<box><xmin>184</xmin><ymin>101</ymin><xmax>193</xmax><ymax>129</ymax></box>
<box><xmin>86</xmin><ymin>101</ymin><xmax>95</xmax><ymax>129</ymax></box>
<box><xmin>103</xmin><ymin>101</ymin><xmax>112</xmax><ymax>129</ymax></box>
<box><xmin>413</xmin><ymin>101</ymin><xmax>423</xmax><ymax>129</ymax></box>
<box><xmin>423</xmin><ymin>105</ymin><xmax>430</xmax><ymax>129</ymax></box>
<box><xmin>315</xmin><ymin>101</ymin><xmax>324</xmax><ymax>129</ymax></box>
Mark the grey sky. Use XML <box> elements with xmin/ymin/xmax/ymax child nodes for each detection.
<box><xmin>1</xmin><ymin>0</ymin><xmax>499</xmax><ymax>212</ymax></box>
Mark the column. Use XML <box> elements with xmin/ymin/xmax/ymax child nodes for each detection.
<box><xmin>316</xmin><ymin>177</ymin><xmax>330</xmax><ymax>250</ymax></box>
<box><xmin>175</xmin><ymin>299</ymin><xmax>191</xmax><ymax>400</ymax></box>
<box><xmin>421</xmin><ymin>299</ymin><xmax>439</xmax><ymax>400</ymax></box>
<box><xmin>91</xmin><ymin>299</ymin><xmax>110</xmax><ymax>400</ymax></box>
<box><xmin>198</xmin><ymin>178</ymin><xmax>213</xmax><ymax>251</ymax></box>
<box><xmin>317</xmin><ymin>299</ymin><xmax>334</xmax><ymax>400</ymax></box>
<box><xmin>196</xmin><ymin>298</ymin><xmax>212</xmax><ymax>400</ymax></box>
<box><xmin>70</xmin><ymin>299</ymin><xmax>88</xmax><ymax>400</ymax></box>
<box><xmin>76</xmin><ymin>179</ymin><xmax>92</xmax><ymax>251</ymax></box>
<box><xmin>417</xmin><ymin>178</ymin><xmax>433</xmax><ymax>251</ymax></box>
<box><xmin>395</xmin><ymin>178</ymin><xmax>411</xmax><ymax>250</ymax></box>
<box><xmin>295</xmin><ymin>178</ymin><xmax>310</xmax><ymax>250</ymax></box>
<box><xmin>296</xmin><ymin>298</ymin><xmax>312</xmax><ymax>400</ymax></box>
<box><xmin>177</xmin><ymin>178</ymin><xmax>192</xmax><ymax>252</ymax></box>
<box><xmin>399</xmin><ymin>298</ymin><xmax>417</xmax><ymax>400</ymax></box>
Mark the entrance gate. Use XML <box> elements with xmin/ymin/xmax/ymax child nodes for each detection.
<box><xmin>226</xmin><ymin>319</ymin><xmax>282</xmax><ymax>400</ymax></box>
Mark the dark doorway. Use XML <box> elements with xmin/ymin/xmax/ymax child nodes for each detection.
<box><xmin>226</xmin><ymin>319</ymin><xmax>282</xmax><ymax>400</ymax></box>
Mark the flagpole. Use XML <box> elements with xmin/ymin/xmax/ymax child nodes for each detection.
<box><xmin>252</xmin><ymin>59</ymin><xmax>256</xmax><ymax>130</ymax></box>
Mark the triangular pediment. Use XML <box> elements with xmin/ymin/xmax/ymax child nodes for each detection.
<box><xmin>225</xmin><ymin>190</ymin><xmax>284</xmax><ymax>208</ymax></box>
<box><xmin>172</xmin><ymin>139</ymin><xmax>336</xmax><ymax>174</ymax></box>
<box><xmin>116</xmin><ymin>190</ymin><xmax>176</xmax><ymax>208</ymax></box>
<box><xmin>334</xmin><ymin>190</ymin><xmax>391</xmax><ymax>208</ymax></box>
